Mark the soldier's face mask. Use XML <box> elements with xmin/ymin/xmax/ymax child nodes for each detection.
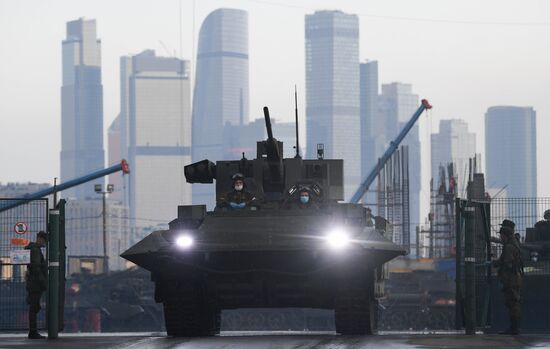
<box><xmin>300</xmin><ymin>194</ymin><xmax>310</xmax><ymax>204</ymax></box>
<box><xmin>234</xmin><ymin>181</ymin><xmax>244</xmax><ymax>191</ymax></box>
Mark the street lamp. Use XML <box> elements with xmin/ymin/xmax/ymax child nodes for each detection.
<box><xmin>95</xmin><ymin>183</ymin><xmax>114</xmax><ymax>274</ymax></box>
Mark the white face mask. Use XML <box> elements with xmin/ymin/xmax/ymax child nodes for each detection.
<box><xmin>234</xmin><ymin>184</ymin><xmax>243</xmax><ymax>191</ymax></box>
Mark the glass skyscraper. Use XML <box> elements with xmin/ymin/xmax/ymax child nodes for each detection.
<box><xmin>485</xmin><ymin>106</ymin><xmax>537</xmax><ymax>198</ymax></box>
<box><xmin>60</xmin><ymin>18</ymin><xmax>104</xmax><ymax>199</ymax></box>
<box><xmin>192</xmin><ymin>8</ymin><xmax>249</xmax><ymax>207</ymax></box>
<box><xmin>305</xmin><ymin>10</ymin><xmax>360</xmax><ymax>200</ymax></box>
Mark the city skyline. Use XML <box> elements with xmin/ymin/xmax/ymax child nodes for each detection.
<box><xmin>1</xmin><ymin>0</ymin><xmax>548</xmax><ymax>202</ymax></box>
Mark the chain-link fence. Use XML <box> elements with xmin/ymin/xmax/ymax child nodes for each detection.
<box><xmin>456</xmin><ymin>197</ymin><xmax>550</xmax><ymax>332</ymax></box>
<box><xmin>489</xmin><ymin>198</ymin><xmax>550</xmax><ymax>275</ymax></box>
<box><xmin>0</xmin><ymin>199</ymin><xmax>48</xmax><ymax>330</ymax></box>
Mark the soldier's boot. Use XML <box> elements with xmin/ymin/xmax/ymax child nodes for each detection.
<box><xmin>510</xmin><ymin>317</ymin><xmax>520</xmax><ymax>335</ymax></box>
<box><xmin>28</xmin><ymin>310</ymin><xmax>45</xmax><ymax>339</ymax></box>
<box><xmin>498</xmin><ymin>318</ymin><xmax>519</xmax><ymax>335</ymax></box>
<box><xmin>28</xmin><ymin>331</ymin><xmax>45</xmax><ymax>339</ymax></box>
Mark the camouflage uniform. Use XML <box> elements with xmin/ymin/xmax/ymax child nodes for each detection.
<box><xmin>218</xmin><ymin>190</ymin><xmax>256</xmax><ymax>209</ymax></box>
<box><xmin>493</xmin><ymin>229</ymin><xmax>523</xmax><ymax>333</ymax></box>
<box><xmin>25</xmin><ymin>242</ymin><xmax>47</xmax><ymax>333</ymax></box>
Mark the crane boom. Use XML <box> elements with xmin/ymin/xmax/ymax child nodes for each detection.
<box><xmin>0</xmin><ymin>159</ymin><xmax>130</xmax><ymax>213</ymax></box>
<box><xmin>350</xmin><ymin>99</ymin><xmax>432</xmax><ymax>204</ymax></box>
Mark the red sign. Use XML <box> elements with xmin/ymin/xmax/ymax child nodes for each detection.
<box><xmin>11</xmin><ymin>238</ymin><xmax>30</xmax><ymax>246</ymax></box>
<box><xmin>13</xmin><ymin>222</ymin><xmax>28</xmax><ymax>235</ymax></box>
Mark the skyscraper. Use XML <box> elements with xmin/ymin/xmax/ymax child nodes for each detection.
<box><xmin>119</xmin><ymin>50</ymin><xmax>192</xmax><ymax>227</ymax></box>
<box><xmin>305</xmin><ymin>10</ymin><xmax>360</xmax><ymax>200</ymax></box>
<box><xmin>359</xmin><ymin>60</ymin><xmax>385</xmax><ymax>181</ymax></box>
<box><xmin>60</xmin><ymin>18</ymin><xmax>104</xmax><ymax>199</ymax></box>
<box><xmin>431</xmin><ymin>119</ymin><xmax>476</xmax><ymax>196</ymax></box>
<box><xmin>485</xmin><ymin>106</ymin><xmax>537</xmax><ymax>198</ymax></box>
<box><xmin>192</xmin><ymin>8</ymin><xmax>249</xmax><ymax>207</ymax></box>
<box><xmin>378</xmin><ymin>82</ymin><xmax>420</xmax><ymax>230</ymax></box>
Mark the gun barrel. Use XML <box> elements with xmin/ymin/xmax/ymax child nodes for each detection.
<box><xmin>263</xmin><ymin>106</ymin><xmax>274</xmax><ymax>140</ymax></box>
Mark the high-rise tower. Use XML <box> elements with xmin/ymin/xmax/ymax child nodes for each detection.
<box><xmin>119</xmin><ymin>50</ymin><xmax>192</xmax><ymax>227</ymax></box>
<box><xmin>305</xmin><ymin>10</ymin><xmax>360</xmax><ymax>200</ymax></box>
<box><xmin>60</xmin><ymin>18</ymin><xmax>104</xmax><ymax>199</ymax></box>
<box><xmin>192</xmin><ymin>8</ymin><xmax>249</xmax><ymax>208</ymax></box>
<box><xmin>485</xmin><ymin>106</ymin><xmax>537</xmax><ymax>198</ymax></box>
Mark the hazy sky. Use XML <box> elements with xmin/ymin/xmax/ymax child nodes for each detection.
<box><xmin>1</xmin><ymin>0</ymin><xmax>548</xmax><ymax>218</ymax></box>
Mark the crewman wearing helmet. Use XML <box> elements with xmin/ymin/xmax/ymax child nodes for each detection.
<box><xmin>217</xmin><ymin>173</ymin><xmax>256</xmax><ymax>210</ymax></box>
<box><xmin>535</xmin><ymin>209</ymin><xmax>550</xmax><ymax>228</ymax></box>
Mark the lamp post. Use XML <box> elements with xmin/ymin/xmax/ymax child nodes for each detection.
<box><xmin>95</xmin><ymin>183</ymin><xmax>114</xmax><ymax>274</ymax></box>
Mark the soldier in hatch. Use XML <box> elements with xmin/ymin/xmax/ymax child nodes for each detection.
<box><xmin>535</xmin><ymin>209</ymin><xmax>550</xmax><ymax>228</ymax></box>
<box><xmin>296</xmin><ymin>188</ymin><xmax>319</xmax><ymax>210</ymax></box>
<box><xmin>218</xmin><ymin>173</ymin><xmax>256</xmax><ymax>210</ymax></box>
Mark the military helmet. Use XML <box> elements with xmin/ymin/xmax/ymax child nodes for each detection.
<box><xmin>231</xmin><ymin>173</ymin><xmax>245</xmax><ymax>181</ymax></box>
<box><xmin>544</xmin><ymin>209</ymin><xmax>550</xmax><ymax>219</ymax></box>
<box><xmin>499</xmin><ymin>226</ymin><xmax>514</xmax><ymax>236</ymax></box>
<box><xmin>298</xmin><ymin>185</ymin><xmax>312</xmax><ymax>194</ymax></box>
<box><xmin>37</xmin><ymin>231</ymin><xmax>48</xmax><ymax>241</ymax></box>
<box><xmin>499</xmin><ymin>219</ymin><xmax>515</xmax><ymax>230</ymax></box>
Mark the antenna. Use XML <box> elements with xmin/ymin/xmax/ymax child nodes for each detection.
<box><xmin>294</xmin><ymin>85</ymin><xmax>301</xmax><ymax>158</ymax></box>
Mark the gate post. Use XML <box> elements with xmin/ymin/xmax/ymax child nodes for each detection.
<box><xmin>455</xmin><ymin>199</ymin><xmax>463</xmax><ymax>330</ymax></box>
<box><xmin>47</xmin><ymin>209</ymin><xmax>60</xmax><ymax>339</ymax></box>
<box><xmin>464</xmin><ymin>204</ymin><xmax>476</xmax><ymax>335</ymax></box>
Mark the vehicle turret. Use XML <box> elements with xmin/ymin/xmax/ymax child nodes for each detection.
<box><xmin>184</xmin><ymin>106</ymin><xmax>344</xmax><ymax>206</ymax></box>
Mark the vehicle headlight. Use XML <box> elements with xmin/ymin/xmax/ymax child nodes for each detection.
<box><xmin>175</xmin><ymin>234</ymin><xmax>194</xmax><ymax>249</ymax></box>
<box><xmin>325</xmin><ymin>229</ymin><xmax>350</xmax><ymax>249</ymax></box>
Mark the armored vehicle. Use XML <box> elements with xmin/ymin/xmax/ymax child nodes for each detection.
<box><xmin>122</xmin><ymin>107</ymin><xmax>406</xmax><ymax>336</ymax></box>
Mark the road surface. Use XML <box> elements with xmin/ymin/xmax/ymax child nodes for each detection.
<box><xmin>1</xmin><ymin>332</ymin><xmax>549</xmax><ymax>349</ymax></box>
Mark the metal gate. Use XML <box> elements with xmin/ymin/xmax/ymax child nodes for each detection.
<box><xmin>456</xmin><ymin>197</ymin><xmax>550</xmax><ymax>333</ymax></box>
<box><xmin>0</xmin><ymin>199</ymin><xmax>48</xmax><ymax>330</ymax></box>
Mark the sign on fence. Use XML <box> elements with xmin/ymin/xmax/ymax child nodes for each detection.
<box><xmin>10</xmin><ymin>249</ymin><xmax>30</xmax><ymax>264</ymax></box>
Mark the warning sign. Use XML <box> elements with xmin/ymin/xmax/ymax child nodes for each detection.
<box><xmin>11</xmin><ymin>238</ymin><xmax>30</xmax><ymax>246</ymax></box>
<box><xmin>13</xmin><ymin>222</ymin><xmax>28</xmax><ymax>235</ymax></box>
<box><xmin>10</xmin><ymin>250</ymin><xmax>30</xmax><ymax>264</ymax></box>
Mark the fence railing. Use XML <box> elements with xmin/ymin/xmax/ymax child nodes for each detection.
<box><xmin>0</xmin><ymin>199</ymin><xmax>48</xmax><ymax>330</ymax></box>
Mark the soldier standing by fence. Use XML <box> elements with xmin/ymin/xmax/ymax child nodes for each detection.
<box><xmin>492</xmin><ymin>221</ymin><xmax>523</xmax><ymax>335</ymax></box>
<box><xmin>25</xmin><ymin>231</ymin><xmax>48</xmax><ymax>339</ymax></box>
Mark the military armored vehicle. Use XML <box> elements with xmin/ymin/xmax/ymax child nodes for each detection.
<box><xmin>122</xmin><ymin>107</ymin><xmax>406</xmax><ymax>336</ymax></box>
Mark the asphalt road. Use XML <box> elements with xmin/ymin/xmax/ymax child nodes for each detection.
<box><xmin>1</xmin><ymin>332</ymin><xmax>550</xmax><ymax>349</ymax></box>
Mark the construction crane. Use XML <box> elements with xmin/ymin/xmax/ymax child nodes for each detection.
<box><xmin>0</xmin><ymin>159</ymin><xmax>130</xmax><ymax>213</ymax></box>
<box><xmin>350</xmin><ymin>99</ymin><xmax>432</xmax><ymax>204</ymax></box>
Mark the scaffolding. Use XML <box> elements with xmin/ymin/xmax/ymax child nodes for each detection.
<box><xmin>374</xmin><ymin>145</ymin><xmax>410</xmax><ymax>251</ymax></box>
<box><xmin>424</xmin><ymin>163</ymin><xmax>458</xmax><ymax>259</ymax></box>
